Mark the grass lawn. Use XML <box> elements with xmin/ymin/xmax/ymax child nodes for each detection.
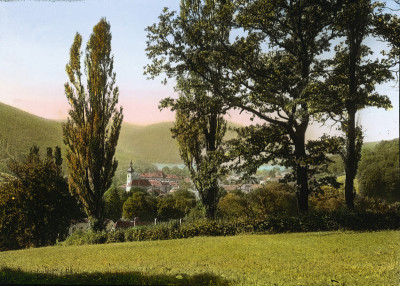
<box><xmin>0</xmin><ymin>231</ymin><xmax>399</xmax><ymax>285</ymax></box>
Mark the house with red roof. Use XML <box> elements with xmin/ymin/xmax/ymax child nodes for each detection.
<box><xmin>122</xmin><ymin>161</ymin><xmax>180</xmax><ymax>194</ymax></box>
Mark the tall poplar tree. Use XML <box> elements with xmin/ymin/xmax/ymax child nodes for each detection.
<box><xmin>63</xmin><ymin>18</ymin><xmax>123</xmax><ymax>231</ymax></box>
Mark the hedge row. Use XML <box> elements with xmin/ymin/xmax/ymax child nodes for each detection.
<box><xmin>63</xmin><ymin>210</ymin><xmax>400</xmax><ymax>246</ymax></box>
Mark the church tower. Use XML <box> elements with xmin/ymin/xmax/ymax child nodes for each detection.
<box><xmin>126</xmin><ymin>161</ymin><xmax>134</xmax><ymax>192</ymax></box>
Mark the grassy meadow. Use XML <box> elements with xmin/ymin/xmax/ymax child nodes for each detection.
<box><xmin>1</xmin><ymin>231</ymin><xmax>399</xmax><ymax>285</ymax></box>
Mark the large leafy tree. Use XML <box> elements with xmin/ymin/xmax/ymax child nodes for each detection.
<box><xmin>322</xmin><ymin>0</ymin><xmax>393</xmax><ymax>209</ymax></box>
<box><xmin>157</xmin><ymin>190</ymin><xmax>196</xmax><ymax>221</ymax></box>
<box><xmin>162</xmin><ymin>85</ymin><xmax>228</xmax><ymax>219</ymax></box>
<box><xmin>147</xmin><ymin>0</ymin><xmax>232</xmax><ymax>219</ymax></box>
<box><xmin>0</xmin><ymin>146</ymin><xmax>80</xmax><ymax>250</ymax></box>
<box><xmin>223</xmin><ymin>0</ymin><xmax>340</xmax><ymax>213</ymax></box>
<box><xmin>373</xmin><ymin>2</ymin><xmax>400</xmax><ymax>99</ymax></box>
<box><xmin>63</xmin><ymin>18</ymin><xmax>123</xmax><ymax>231</ymax></box>
<box><xmin>146</xmin><ymin>0</ymin><xmax>338</xmax><ymax>213</ymax></box>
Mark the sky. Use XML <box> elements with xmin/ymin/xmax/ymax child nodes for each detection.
<box><xmin>0</xmin><ymin>0</ymin><xmax>398</xmax><ymax>142</ymax></box>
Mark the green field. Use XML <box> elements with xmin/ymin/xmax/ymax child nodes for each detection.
<box><xmin>1</xmin><ymin>231</ymin><xmax>399</xmax><ymax>285</ymax></box>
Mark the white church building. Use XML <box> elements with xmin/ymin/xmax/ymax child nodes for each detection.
<box><xmin>122</xmin><ymin>161</ymin><xmax>179</xmax><ymax>195</ymax></box>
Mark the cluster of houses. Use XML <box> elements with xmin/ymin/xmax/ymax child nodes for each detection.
<box><xmin>69</xmin><ymin>162</ymin><xmax>290</xmax><ymax>233</ymax></box>
<box><xmin>221</xmin><ymin>170</ymin><xmax>290</xmax><ymax>193</ymax></box>
<box><xmin>121</xmin><ymin>161</ymin><xmax>180</xmax><ymax>195</ymax></box>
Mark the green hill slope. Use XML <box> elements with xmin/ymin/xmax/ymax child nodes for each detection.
<box><xmin>0</xmin><ymin>103</ymin><xmax>182</xmax><ymax>174</ymax></box>
<box><xmin>0</xmin><ymin>102</ymin><xmax>64</xmax><ymax>172</ymax></box>
<box><xmin>117</xmin><ymin>122</ymin><xmax>180</xmax><ymax>164</ymax></box>
<box><xmin>0</xmin><ymin>102</ymin><xmax>239</xmax><ymax>177</ymax></box>
<box><xmin>1</xmin><ymin>102</ymin><xmax>391</xmax><ymax>183</ymax></box>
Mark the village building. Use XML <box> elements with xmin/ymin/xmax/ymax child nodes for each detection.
<box><xmin>122</xmin><ymin>161</ymin><xmax>180</xmax><ymax>194</ymax></box>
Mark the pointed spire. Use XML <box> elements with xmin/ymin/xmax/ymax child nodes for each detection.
<box><xmin>127</xmin><ymin>160</ymin><xmax>134</xmax><ymax>173</ymax></box>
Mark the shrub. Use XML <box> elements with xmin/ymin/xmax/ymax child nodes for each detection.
<box><xmin>185</xmin><ymin>202</ymin><xmax>206</xmax><ymax>222</ymax></box>
<box><xmin>122</xmin><ymin>192</ymin><xmax>156</xmax><ymax>221</ymax></box>
<box><xmin>217</xmin><ymin>192</ymin><xmax>249</xmax><ymax>220</ymax></box>
<box><xmin>63</xmin><ymin>230</ymin><xmax>108</xmax><ymax>246</ymax></box>
<box><xmin>354</xmin><ymin>194</ymin><xmax>398</xmax><ymax>213</ymax></box>
<box><xmin>310</xmin><ymin>186</ymin><xmax>346</xmax><ymax>212</ymax></box>
<box><xmin>248</xmin><ymin>182</ymin><xmax>298</xmax><ymax>217</ymax></box>
<box><xmin>63</xmin><ymin>209</ymin><xmax>400</xmax><ymax>247</ymax></box>
<box><xmin>106</xmin><ymin>230</ymin><xmax>125</xmax><ymax>243</ymax></box>
<box><xmin>0</xmin><ymin>146</ymin><xmax>81</xmax><ymax>251</ymax></box>
<box><xmin>357</xmin><ymin>139</ymin><xmax>400</xmax><ymax>203</ymax></box>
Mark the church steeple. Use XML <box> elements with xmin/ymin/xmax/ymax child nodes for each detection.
<box><xmin>126</xmin><ymin>161</ymin><xmax>134</xmax><ymax>192</ymax></box>
<box><xmin>127</xmin><ymin>160</ymin><xmax>134</xmax><ymax>173</ymax></box>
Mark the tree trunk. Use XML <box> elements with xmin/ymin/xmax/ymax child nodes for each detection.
<box><xmin>345</xmin><ymin>27</ymin><xmax>359</xmax><ymax>210</ymax></box>
<box><xmin>294</xmin><ymin>130</ymin><xmax>309</xmax><ymax>214</ymax></box>
<box><xmin>203</xmin><ymin>113</ymin><xmax>219</xmax><ymax>220</ymax></box>
<box><xmin>345</xmin><ymin>105</ymin><xmax>356</xmax><ymax>209</ymax></box>
<box><xmin>205</xmin><ymin>204</ymin><xmax>217</xmax><ymax>220</ymax></box>
<box><xmin>296</xmin><ymin>164</ymin><xmax>309</xmax><ymax>214</ymax></box>
<box><xmin>204</xmin><ymin>183</ymin><xmax>219</xmax><ymax>220</ymax></box>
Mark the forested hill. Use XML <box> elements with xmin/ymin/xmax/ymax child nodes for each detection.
<box><xmin>0</xmin><ymin>102</ymin><xmax>396</xmax><ymax>176</ymax></box>
<box><xmin>0</xmin><ymin>102</ymin><xmax>240</xmax><ymax>174</ymax></box>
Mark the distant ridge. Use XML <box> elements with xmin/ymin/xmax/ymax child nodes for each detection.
<box><xmin>0</xmin><ymin>102</ymin><xmax>64</xmax><ymax>172</ymax></box>
<box><xmin>0</xmin><ymin>102</ymin><xmax>181</xmax><ymax>172</ymax></box>
<box><xmin>0</xmin><ymin>102</ymin><xmax>239</xmax><ymax>176</ymax></box>
<box><xmin>0</xmin><ymin>102</ymin><xmax>392</xmax><ymax>180</ymax></box>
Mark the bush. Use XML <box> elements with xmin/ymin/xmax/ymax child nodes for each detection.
<box><xmin>122</xmin><ymin>192</ymin><xmax>156</xmax><ymax>221</ymax></box>
<box><xmin>217</xmin><ymin>192</ymin><xmax>249</xmax><ymax>220</ymax></box>
<box><xmin>310</xmin><ymin>186</ymin><xmax>346</xmax><ymax>212</ymax></box>
<box><xmin>0</xmin><ymin>146</ymin><xmax>81</xmax><ymax>251</ymax></box>
<box><xmin>106</xmin><ymin>230</ymin><xmax>125</xmax><ymax>243</ymax></box>
<box><xmin>357</xmin><ymin>139</ymin><xmax>400</xmax><ymax>203</ymax></box>
<box><xmin>354</xmin><ymin>194</ymin><xmax>398</xmax><ymax>213</ymax></box>
<box><xmin>185</xmin><ymin>202</ymin><xmax>206</xmax><ymax>222</ymax></box>
<box><xmin>63</xmin><ymin>209</ymin><xmax>400</xmax><ymax>247</ymax></box>
<box><xmin>63</xmin><ymin>230</ymin><xmax>108</xmax><ymax>246</ymax></box>
<box><xmin>247</xmin><ymin>182</ymin><xmax>298</xmax><ymax>217</ymax></box>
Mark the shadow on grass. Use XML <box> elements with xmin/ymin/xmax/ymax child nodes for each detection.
<box><xmin>0</xmin><ymin>267</ymin><xmax>232</xmax><ymax>285</ymax></box>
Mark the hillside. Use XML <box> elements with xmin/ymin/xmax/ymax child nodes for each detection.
<box><xmin>117</xmin><ymin>122</ymin><xmax>180</xmax><ymax>164</ymax></box>
<box><xmin>0</xmin><ymin>102</ymin><xmax>239</xmax><ymax>177</ymax></box>
<box><xmin>0</xmin><ymin>102</ymin><xmax>393</xmax><ymax>182</ymax></box>
<box><xmin>0</xmin><ymin>103</ymin><xmax>181</xmax><ymax>174</ymax></box>
<box><xmin>0</xmin><ymin>102</ymin><xmax>64</xmax><ymax>172</ymax></box>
